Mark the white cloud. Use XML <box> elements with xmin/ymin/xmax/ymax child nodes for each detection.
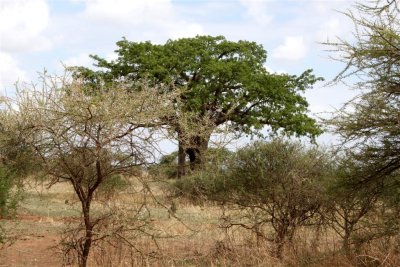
<box><xmin>63</xmin><ymin>53</ymin><xmax>93</xmax><ymax>68</ymax></box>
<box><xmin>238</xmin><ymin>0</ymin><xmax>272</xmax><ymax>25</ymax></box>
<box><xmin>0</xmin><ymin>0</ymin><xmax>51</xmax><ymax>52</ymax></box>
<box><xmin>312</xmin><ymin>0</ymin><xmax>350</xmax><ymax>14</ymax></box>
<box><xmin>316</xmin><ymin>18</ymin><xmax>341</xmax><ymax>42</ymax></box>
<box><xmin>84</xmin><ymin>0</ymin><xmax>173</xmax><ymax>25</ymax></box>
<box><xmin>315</xmin><ymin>16</ymin><xmax>354</xmax><ymax>44</ymax></box>
<box><xmin>0</xmin><ymin>52</ymin><xmax>27</xmax><ymax>93</ymax></box>
<box><xmin>167</xmin><ymin>21</ymin><xmax>204</xmax><ymax>39</ymax></box>
<box><xmin>272</xmin><ymin>36</ymin><xmax>308</xmax><ymax>61</ymax></box>
<box><xmin>80</xmin><ymin>0</ymin><xmax>204</xmax><ymax>39</ymax></box>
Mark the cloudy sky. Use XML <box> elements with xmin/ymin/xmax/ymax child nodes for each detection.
<box><xmin>0</xmin><ymin>0</ymin><xmax>358</xmax><ymax>145</ymax></box>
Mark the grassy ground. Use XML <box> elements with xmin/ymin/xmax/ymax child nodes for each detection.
<box><xmin>0</xmin><ymin>178</ymin><xmax>393</xmax><ymax>267</ymax></box>
<box><xmin>1</xmin><ymin>179</ymin><xmax>232</xmax><ymax>266</ymax></box>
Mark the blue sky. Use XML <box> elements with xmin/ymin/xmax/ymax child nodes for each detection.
<box><xmin>0</xmin><ymin>0</ymin><xmax>358</xmax><ymax>146</ymax></box>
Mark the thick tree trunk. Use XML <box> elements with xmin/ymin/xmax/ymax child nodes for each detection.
<box><xmin>177</xmin><ymin>141</ymin><xmax>186</xmax><ymax>178</ymax></box>
<box><xmin>177</xmin><ymin>133</ymin><xmax>210</xmax><ymax>177</ymax></box>
<box><xmin>186</xmin><ymin>135</ymin><xmax>210</xmax><ymax>171</ymax></box>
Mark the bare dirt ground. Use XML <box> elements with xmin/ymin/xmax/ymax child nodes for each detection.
<box><xmin>0</xmin><ymin>182</ymin><xmax>77</xmax><ymax>266</ymax></box>
<box><xmin>0</xmin><ymin>216</ymin><xmax>62</xmax><ymax>267</ymax></box>
<box><xmin>0</xmin><ymin>181</ymin><xmax>223</xmax><ymax>267</ymax></box>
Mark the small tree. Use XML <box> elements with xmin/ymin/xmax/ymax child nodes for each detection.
<box><xmin>325</xmin><ymin>164</ymin><xmax>380</xmax><ymax>256</ymax></box>
<box><xmin>326</xmin><ymin>0</ymin><xmax>400</xmax><ymax>184</ymax></box>
<box><xmin>324</xmin><ymin>153</ymin><xmax>400</xmax><ymax>258</ymax></box>
<box><xmin>0</xmin><ymin>104</ymin><xmax>40</xmax><ymax>245</ymax></box>
<box><xmin>0</xmin><ymin>99</ymin><xmax>38</xmax><ymax>218</ymax></box>
<box><xmin>176</xmin><ymin>139</ymin><xmax>331</xmax><ymax>258</ymax></box>
<box><xmin>325</xmin><ymin>0</ymin><xmax>400</xmax><ymax>257</ymax></box>
<box><xmin>7</xmin><ymin>72</ymin><xmax>173</xmax><ymax>267</ymax></box>
<box><xmin>223</xmin><ymin>140</ymin><xmax>331</xmax><ymax>257</ymax></box>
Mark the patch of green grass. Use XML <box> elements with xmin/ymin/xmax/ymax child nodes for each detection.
<box><xmin>19</xmin><ymin>192</ymin><xmax>80</xmax><ymax>218</ymax></box>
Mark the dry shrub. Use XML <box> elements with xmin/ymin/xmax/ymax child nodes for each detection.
<box><xmin>58</xmin><ymin>191</ymin><xmax>169</xmax><ymax>267</ymax></box>
<box><xmin>351</xmin><ymin>235</ymin><xmax>400</xmax><ymax>267</ymax></box>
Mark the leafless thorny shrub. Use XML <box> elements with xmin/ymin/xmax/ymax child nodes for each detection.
<box><xmin>60</xmin><ymin>190</ymin><xmax>164</xmax><ymax>266</ymax></box>
<box><xmin>323</xmin><ymin>184</ymin><xmax>381</xmax><ymax>257</ymax></box>
<box><xmin>5</xmin><ymin>70</ymin><xmax>179</xmax><ymax>266</ymax></box>
<box><xmin>59</xmin><ymin>173</ymin><xmax>201</xmax><ymax>266</ymax></box>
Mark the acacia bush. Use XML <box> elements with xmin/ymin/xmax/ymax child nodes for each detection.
<box><xmin>6</xmin><ymin>72</ymin><xmax>175</xmax><ymax>267</ymax></box>
<box><xmin>175</xmin><ymin>139</ymin><xmax>333</xmax><ymax>257</ymax></box>
<box><xmin>173</xmin><ymin>167</ymin><xmax>226</xmax><ymax>203</ymax></box>
<box><xmin>154</xmin><ymin>147</ymin><xmax>232</xmax><ymax>180</ymax></box>
<box><xmin>172</xmin><ymin>147</ymin><xmax>232</xmax><ymax>202</ymax></box>
<box><xmin>0</xmin><ymin>167</ymin><xmax>20</xmax><ymax>218</ymax></box>
<box><xmin>151</xmin><ymin>151</ymin><xmax>180</xmax><ymax>179</ymax></box>
<box><xmin>323</xmin><ymin>154</ymin><xmax>400</xmax><ymax>260</ymax></box>
<box><xmin>0</xmin><ymin>121</ymin><xmax>39</xmax><ymax>220</ymax></box>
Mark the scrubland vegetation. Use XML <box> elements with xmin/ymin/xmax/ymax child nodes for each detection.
<box><xmin>1</xmin><ymin>0</ymin><xmax>400</xmax><ymax>266</ymax></box>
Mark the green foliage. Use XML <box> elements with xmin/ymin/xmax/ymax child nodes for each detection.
<box><xmin>224</xmin><ymin>140</ymin><xmax>331</xmax><ymax>257</ymax></box>
<box><xmin>83</xmin><ymin>35</ymin><xmax>322</xmax><ymax>137</ymax></box>
<box><xmin>324</xmin><ymin>153</ymin><xmax>400</xmax><ymax>256</ymax></box>
<box><xmin>0</xmin><ymin>167</ymin><xmax>21</xmax><ymax>218</ymax></box>
<box><xmin>173</xmin><ymin>166</ymin><xmax>227</xmax><ymax>202</ymax></box>
<box><xmin>176</xmin><ymin>139</ymin><xmax>331</xmax><ymax>203</ymax></box>
<box><xmin>224</xmin><ymin>140</ymin><xmax>328</xmax><ymax>196</ymax></box>
<box><xmin>171</xmin><ymin>147</ymin><xmax>232</xmax><ymax>200</ymax></box>
<box><xmin>327</xmin><ymin>0</ymin><xmax>400</xmax><ymax>184</ymax></box>
<box><xmin>74</xmin><ymin>35</ymin><xmax>322</xmax><ymax>172</ymax></box>
<box><xmin>174</xmin><ymin>139</ymin><xmax>332</xmax><ymax>256</ymax></box>
<box><xmin>155</xmin><ymin>147</ymin><xmax>232</xmax><ymax>179</ymax></box>
<box><xmin>159</xmin><ymin>151</ymin><xmax>179</xmax><ymax>166</ymax></box>
<box><xmin>0</xmin><ymin>124</ymin><xmax>31</xmax><ymax>221</ymax></box>
<box><xmin>0</xmin><ymin>124</ymin><xmax>41</xmax><ymax>178</ymax></box>
<box><xmin>325</xmin><ymin>1</ymin><xmax>400</xmax><ymax>255</ymax></box>
<box><xmin>155</xmin><ymin>151</ymin><xmax>179</xmax><ymax>179</ymax></box>
<box><xmin>323</xmin><ymin>156</ymin><xmax>378</xmax><ymax>254</ymax></box>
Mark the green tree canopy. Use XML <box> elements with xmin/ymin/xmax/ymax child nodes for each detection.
<box><xmin>74</xmin><ymin>35</ymin><xmax>322</xmax><ymax>175</ymax></box>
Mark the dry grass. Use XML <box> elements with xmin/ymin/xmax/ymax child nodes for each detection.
<box><xmin>1</xmin><ymin>178</ymin><xmax>400</xmax><ymax>266</ymax></box>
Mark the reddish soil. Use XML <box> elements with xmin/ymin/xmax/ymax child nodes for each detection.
<box><xmin>0</xmin><ymin>216</ymin><xmax>63</xmax><ymax>267</ymax></box>
<box><xmin>0</xmin><ymin>234</ymin><xmax>61</xmax><ymax>267</ymax></box>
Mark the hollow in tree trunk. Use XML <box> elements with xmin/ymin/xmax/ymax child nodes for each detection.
<box><xmin>185</xmin><ymin>135</ymin><xmax>210</xmax><ymax>171</ymax></box>
<box><xmin>177</xmin><ymin>133</ymin><xmax>210</xmax><ymax>177</ymax></box>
